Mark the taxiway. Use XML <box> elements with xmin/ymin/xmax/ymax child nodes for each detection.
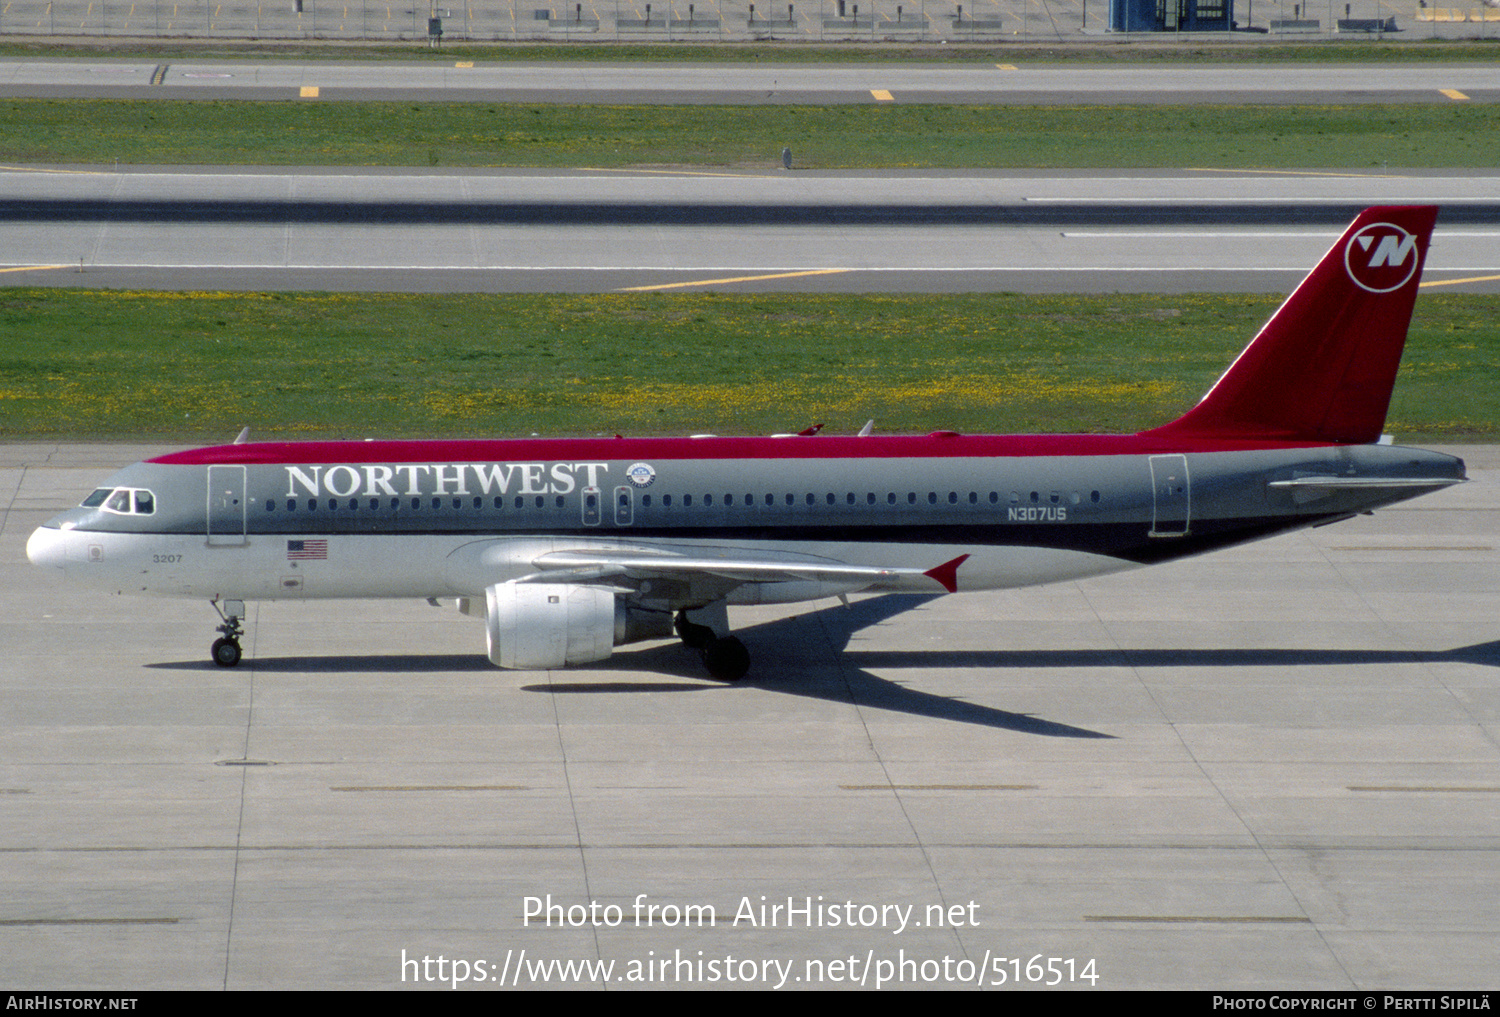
<box><xmin>3</xmin><ymin>443</ymin><xmax>1497</xmax><ymax>989</ymax></box>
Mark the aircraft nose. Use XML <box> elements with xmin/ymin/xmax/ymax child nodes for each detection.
<box><xmin>26</xmin><ymin>525</ymin><xmax>69</xmax><ymax>569</ymax></box>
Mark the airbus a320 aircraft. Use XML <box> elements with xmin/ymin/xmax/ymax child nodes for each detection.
<box><xmin>28</xmin><ymin>206</ymin><xmax>1466</xmax><ymax>681</ymax></box>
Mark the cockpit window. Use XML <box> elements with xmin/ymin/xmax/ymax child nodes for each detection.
<box><xmin>96</xmin><ymin>487</ymin><xmax>157</xmax><ymax>516</ymax></box>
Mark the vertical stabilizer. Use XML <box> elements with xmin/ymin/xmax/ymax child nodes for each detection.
<box><xmin>1144</xmin><ymin>206</ymin><xmax>1437</xmax><ymax>444</ymax></box>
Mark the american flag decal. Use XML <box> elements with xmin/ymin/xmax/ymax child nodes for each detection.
<box><xmin>287</xmin><ymin>539</ymin><xmax>328</xmax><ymax>560</ymax></box>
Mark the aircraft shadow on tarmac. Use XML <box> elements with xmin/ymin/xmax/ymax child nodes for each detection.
<box><xmin>150</xmin><ymin>594</ymin><xmax>1500</xmax><ymax>739</ymax></box>
<box><xmin>528</xmin><ymin>595</ymin><xmax>1113</xmax><ymax>739</ymax></box>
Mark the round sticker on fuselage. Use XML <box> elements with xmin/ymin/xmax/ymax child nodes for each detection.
<box><xmin>625</xmin><ymin>462</ymin><xmax>656</xmax><ymax>488</ymax></box>
<box><xmin>1344</xmin><ymin>222</ymin><xmax>1420</xmax><ymax>294</ymax></box>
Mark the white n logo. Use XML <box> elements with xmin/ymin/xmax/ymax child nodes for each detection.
<box><xmin>1367</xmin><ymin>234</ymin><xmax>1416</xmax><ymax>268</ymax></box>
<box><xmin>1346</xmin><ymin>222</ymin><xmax>1421</xmax><ymax>294</ymax></box>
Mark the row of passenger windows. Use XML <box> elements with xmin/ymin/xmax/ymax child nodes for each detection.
<box><xmin>262</xmin><ymin>490</ymin><xmax>1104</xmax><ymax>513</ymax></box>
<box><xmin>267</xmin><ymin>495</ymin><xmax>568</xmax><ymax>512</ymax></box>
<box><xmin>641</xmin><ymin>490</ymin><xmax>1103</xmax><ymax>508</ymax></box>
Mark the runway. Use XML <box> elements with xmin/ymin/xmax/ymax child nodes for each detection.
<box><xmin>5</xmin><ymin>166</ymin><xmax>1500</xmax><ymax>293</ymax></box>
<box><xmin>2</xmin><ymin>57</ymin><xmax>1497</xmax><ymax>105</ymax></box>
<box><xmin>4</xmin><ymin>442</ymin><xmax>1497</xmax><ymax>989</ymax></box>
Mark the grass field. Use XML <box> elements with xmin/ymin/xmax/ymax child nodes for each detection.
<box><xmin>3</xmin><ymin>288</ymin><xmax>1494</xmax><ymax>443</ymax></box>
<box><xmin>5</xmin><ymin>99</ymin><xmax>1498</xmax><ymax>169</ymax></box>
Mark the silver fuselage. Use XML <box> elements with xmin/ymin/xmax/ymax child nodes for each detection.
<box><xmin>27</xmin><ymin>435</ymin><xmax>1467</xmax><ymax>608</ymax></box>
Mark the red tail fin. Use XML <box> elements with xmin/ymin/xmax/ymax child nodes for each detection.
<box><xmin>1143</xmin><ymin>206</ymin><xmax>1437</xmax><ymax>445</ymax></box>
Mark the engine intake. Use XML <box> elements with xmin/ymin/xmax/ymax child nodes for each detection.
<box><xmin>483</xmin><ymin>582</ymin><xmax>672</xmax><ymax>669</ymax></box>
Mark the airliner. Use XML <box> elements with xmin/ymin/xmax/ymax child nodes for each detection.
<box><xmin>27</xmin><ymin>206</ymin><xmax>1466</xmax><ymax>681</ymax></box>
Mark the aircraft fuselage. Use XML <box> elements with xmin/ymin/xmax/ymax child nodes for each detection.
<box><xmin>29</xmin><ymin>435</ymin><xmax>1465</xmax><ymax>606</ymax></box>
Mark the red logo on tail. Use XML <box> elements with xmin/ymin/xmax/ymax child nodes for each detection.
<box><xmin>1345</xmin><ymin>222</ymin><xmax>1420</xmax><ymax>294</ymax></box>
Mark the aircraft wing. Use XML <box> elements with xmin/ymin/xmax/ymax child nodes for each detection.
<box><xmin>515</xmin><ymin>547</ymin><xmax>969</xmax><ymax>602</ymax></box>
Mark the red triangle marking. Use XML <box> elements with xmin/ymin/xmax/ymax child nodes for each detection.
<box><xmin>923</xmin><ymin>554</ymin><xmax>970</xmax><ymax>594</ymax></box>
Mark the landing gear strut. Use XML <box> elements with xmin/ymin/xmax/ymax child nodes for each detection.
<box><xmin>210</xmin><ymin>600</ymin><xmax>245</xmax><ymax>668</ymax></box>
<box><xmin>675</xmin><ymin>609</ymin><xmax>750</xmax><ymax>682</ymax></box>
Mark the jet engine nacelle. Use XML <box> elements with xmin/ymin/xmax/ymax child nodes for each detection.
<box><xmin>482</xmin><ymin>582</ymin><xmax>673</xmax><ymax>669</ymax></box>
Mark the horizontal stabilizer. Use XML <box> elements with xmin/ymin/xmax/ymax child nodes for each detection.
<box><xmin>1267</xmin><ymin>477</ymin><xmax>1463</xmax><ymax>491</ymax></box>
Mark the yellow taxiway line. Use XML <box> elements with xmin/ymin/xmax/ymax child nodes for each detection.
<box><xmin>618</xmin><ymin>269</ymin><xmax>851</xmax><ymax>292</ymax></box>
<box><xmin>1420</xmin><ymin>273</ymin><xmax>1500</xmax><ymax>288</ymax></box>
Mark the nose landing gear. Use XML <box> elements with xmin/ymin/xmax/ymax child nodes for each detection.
<box><xmin>210</xmin><ymin>600</ymin><xmax>245</xmax><ymax>668</ymax></box>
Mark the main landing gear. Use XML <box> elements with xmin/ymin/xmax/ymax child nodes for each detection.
<box><xmin>674</xmin><ymin>609</ymin><xmax>751</xmax><ymax>683</ymax></box>
<box><xmin>210</xmin><ymin>600</ymin><xmax>245</xmax><ymax>668</ymax></box>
